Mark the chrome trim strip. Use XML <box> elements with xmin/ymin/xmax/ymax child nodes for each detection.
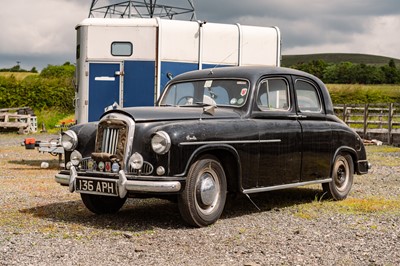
<box><xmin>180</xmin><ymin>139</ymin><xmax>281</xmax><ymax>146</ymax></box>
<box><xmin>243</xmin><ymin>178</ymin><xmax>332</xmax><ymax>194</ymax></box>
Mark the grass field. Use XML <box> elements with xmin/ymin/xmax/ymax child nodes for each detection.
<box><xmin>0</xmin><ymin>72</ymin><xmax>38</xmax><ymax>80</ymax></box>
<box><xmin>327</xmin><ymin>84</ymin><xmax>400</xmax><ymax>104</ymax></box>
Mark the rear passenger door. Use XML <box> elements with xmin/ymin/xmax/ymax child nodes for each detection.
<box><xmin>293</xmin><ymin>77</ymin><xmax>332</xmax><ymax>181</ymax></box>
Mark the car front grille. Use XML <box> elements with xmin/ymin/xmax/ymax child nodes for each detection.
<box><xmin>101</xmin><ymin>127</ymin><xmax>119</xmax><ymax>154</ymax></box>
<box><xmin>94</xmin><ymin>118</ymin><xmax>129</xmax><ymax>169</ymax></box>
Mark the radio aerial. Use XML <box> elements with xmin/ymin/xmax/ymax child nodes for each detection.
<box><xmin>89</xmin><ymin>0</ymin><xmax>197</xmax><ymax>20</ymax></box>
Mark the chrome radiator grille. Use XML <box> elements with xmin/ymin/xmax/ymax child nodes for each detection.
<box><xmin>94</xmin><ymin>118</ymin><xmax>129</xmax><ymax>169</ymax></box>
<box><xmin>101</xmin><ymin>127</ymin><xmax>119</xmax><ymax>154</ymax></box>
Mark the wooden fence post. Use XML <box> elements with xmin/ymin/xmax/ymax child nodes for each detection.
<box><xmin>363</xmin><ymin>104</ymin><xmax>369</xmax><ymax>138</ymax></box>
<box><xmin>342</xmin><ymin>104</ymin><xmax>347</xmax><ymax>123</ymax></box>
<box><xmin>388</xmin><ymin>103</ymin><xmax>393</xmax><ymax>145</ymax></box>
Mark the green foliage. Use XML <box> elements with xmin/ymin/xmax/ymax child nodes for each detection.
<box><xmin>39</xmin><ymin>62</ymin><xmax>75</xmax><ymax>79</ymax></box>
<box><xmin>282</xmin><ymin>53</ymin><xmax>400</xmax><ymax>67</ymax></box>
<box><xmin>0</xmin><ymin>62</ymin><xmax>75</xmax><ymax>113</ymax></box>
<box><xmin>0</xmin><ymin>64</ymin><xmax>36</xmax><ymax>73</ymax></box>
<box><xmin>291</xmin><ymin>59</ymin><xmax>400</xmax><ymax>84</ymax></box>
<box><xmin>35</xmin><ymin>108</ymin><xmax>73</xmax><ymax>133</ymax></box>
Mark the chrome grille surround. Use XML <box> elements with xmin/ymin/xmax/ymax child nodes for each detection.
<box><xmin>94</xmin><ymin>113</ymin><xmax>135</xmax><ymax>172</ymax></box>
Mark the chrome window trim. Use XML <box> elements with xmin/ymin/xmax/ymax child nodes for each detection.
<box><xmin>295</xmin><ymin>78</ymin><xmax>323</xmax><ymax>113</ymax></box>
<box><xmin>179</xmin><ymin>139</ymin><xmax>281</xmax><ymax>146</ymax></box>
<box><xmin>256</xmin><ymin>77</ymin><xmax>291</xmax><ymax>112</ymax></box>
<box><xmin>158</xmin><ymin>77</ymin><xmax>251</xmax><ymax>108</ymax></box>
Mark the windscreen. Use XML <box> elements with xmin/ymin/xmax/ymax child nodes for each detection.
<box><xmin>159</xmin><ymin>79</ymin><xmax>250</xmax><ymax>107</ymax></box>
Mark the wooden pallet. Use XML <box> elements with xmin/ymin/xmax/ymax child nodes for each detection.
<box><xmin>0</xmin><ymin>111</ymin><xmax>37</xmax><ymax>134</ymax></box>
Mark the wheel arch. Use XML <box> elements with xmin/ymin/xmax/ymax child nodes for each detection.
<box><xmin>183</xmin><ymin>144</ymin><xmax>242</xmax><ymax>193</ymax></box>
<box><xmin>332</xmin><ymin>146</ymin><xmax>358</xmax><ymax>174</ymax></box>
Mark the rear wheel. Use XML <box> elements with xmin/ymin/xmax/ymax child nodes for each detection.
<box><xmin>323</xmin><ymin>153</ymin><xmax>354</xmax><ymax>200</ymax></box>
<box><xmin>178</xmin><ymin>155</ymin><xmax>227</xmax><ymax>227</ymax></box>
<box><xmin>80</xmin><ymin>194</ymin><xmax>127</xmax><ymax>214</ymax></box>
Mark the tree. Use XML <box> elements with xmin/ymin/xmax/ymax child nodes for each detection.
<box><xmin>292</xmin><ymin>59</ymin><xmax>329</xmax><ymax>80</ymax></box>
<box><xmin>40</xmin><ymin>63</ymin><xmax>75</xmax><ymax>79</ymax></box>
<box><xmin>381</xmin><ymin>60</ymin><xmax>400</xmax><ymax>84</ymax></box>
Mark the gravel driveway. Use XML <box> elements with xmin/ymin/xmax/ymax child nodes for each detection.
<box><xmin>1</xmin><ymin>133</ymin><xmax>399</xmax><ymax>265</ymax></box>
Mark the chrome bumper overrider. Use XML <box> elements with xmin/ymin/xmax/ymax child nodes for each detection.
<box><xmin>55</xmin><ymin>166</ymin><xmax>182</xmax><ymax>198</ymax></box>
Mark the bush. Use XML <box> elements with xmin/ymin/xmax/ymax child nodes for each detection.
<box><xmin>0</xmin><ymin>63</ymin><xmax>75</xmax><ymax>112</ymax></box>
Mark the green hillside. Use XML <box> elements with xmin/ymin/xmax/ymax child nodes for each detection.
<box><xmin>282</xmin><ymin>53</ymin><xmax>400</xmax><ymax>67</ymax></box>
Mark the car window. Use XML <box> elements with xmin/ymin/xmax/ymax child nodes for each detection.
<box><xmin>257</xmin><ymin>78</ymin><xmax>289</xmax><ymax>111</ymax></box>
<box><xmin>295</xmin><ymin>80</ymin><xmax>322</xmax><ymax>113</ymax></box>
<box><xmin>161</xmin><ymin>82</ymin><xmax>195</xmax><ymax>105</ymax></box>
<box><xmin>203</xmin><ymin>86</ymin><xmax>230</xmax><ymax>105</ymax></box>
<box><xmin>160</xmin><ymin>79</ymin><xmax>249</xmax><ymax>107</ymax></box>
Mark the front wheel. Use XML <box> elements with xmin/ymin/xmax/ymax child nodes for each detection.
<box><xmin>80</xmin><ymin>194</ymin><xmax>127</xmax><ymax>214</ymax></box>
<box><xmin>178</xmin><ymin>156</ymin><xmax>227</xmax><ymax>227</ymax></box>
<box><xmin>323</xmin><ymin>153</ymin><xmax>354</xmax><ymax>200</ymax></box>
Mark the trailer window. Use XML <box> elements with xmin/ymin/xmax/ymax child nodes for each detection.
<box><xmin>111</xmin><ymin>42</ymin><xmax>133</xmax><ymax>56</ymax></box>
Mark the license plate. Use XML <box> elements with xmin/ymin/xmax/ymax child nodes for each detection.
<box><xmin>76</xmin><ymin>177</ymin><xmax>118</xmax><ymax>196</ymax></box>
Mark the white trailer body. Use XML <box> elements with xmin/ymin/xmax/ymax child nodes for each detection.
<box><xmin>75</xmin><ymin>18</ymin><xmax>281</xmax><ymax>123</ymax></box>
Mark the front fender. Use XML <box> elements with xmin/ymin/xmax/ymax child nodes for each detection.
<box><xmin>65</xmin><ymin>122</ymin><xmax>98</xmax><ymax>161</ymax></box>
<box><xmin>178</xmin><ymin>144</ymin><xmax>242</xmax><ymax>191</ymax></box>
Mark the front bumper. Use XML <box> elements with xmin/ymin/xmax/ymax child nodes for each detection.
<box><xmin>55</xmin><ymin>166</ymin><xmax>183</xmax><ymax>198</ymax></box>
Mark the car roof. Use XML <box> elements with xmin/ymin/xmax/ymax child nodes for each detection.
<box><xmin>167</xmin><ymin>65</ymin><xmax>334</xmax><ymax>115</ymax></box>
<box><xmin>170</xmin><ymin>66</ymin><xmax>318</xmax><ymax>82</ymax></box>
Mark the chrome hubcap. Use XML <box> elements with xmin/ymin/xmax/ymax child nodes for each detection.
<box><xmin>334</xmin><ymin>156</ymin><xmax>349</xmax><ymax>192</ymax></box>
<box><xmin>199</xmin><ymin>173</ymin><xmax>217</xmax><ymax>206</ymax></box>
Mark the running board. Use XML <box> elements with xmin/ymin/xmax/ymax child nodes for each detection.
<box><xmin>242</xmin><ymin>178</ymin><xmax>332</xmax><ymax>194</ymax></box>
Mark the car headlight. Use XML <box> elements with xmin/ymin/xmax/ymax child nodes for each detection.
<box><xmin>61</xmin><ymin>130</ymin><xmax>78</xmax><ymax>151</ymax></box>
<box><xmin>151</xmin><ymin>131</ymin><xmax>171</xmax><ymax>155</ymax></box>
<box><xmin>70</xmin><ymin>150</ymin><xmax>82</xmax><ymax>166</ymax></box>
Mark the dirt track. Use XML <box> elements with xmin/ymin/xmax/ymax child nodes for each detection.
<box><xmin>1</xmin><ymin>133</ymin><xmax>400</xmax><ymax>265</ymax></box>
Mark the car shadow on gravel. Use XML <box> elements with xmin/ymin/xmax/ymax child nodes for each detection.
<box><xmin>21</xmin><ymin>186</ymin><xmax>325</xmax><ymax>231</ymax></box>
<box><xmin>9</xmin><ymin>159</ymin><xmax>61</xmax><ymax>170</ymax></box>
<box><xmin>223</xmin><ymin>187</ymin><xmax>326</xmax><ymax>219</ymax></box>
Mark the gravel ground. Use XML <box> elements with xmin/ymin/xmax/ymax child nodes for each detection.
<box><xmin>1</xmin><ymin>133</ymin><xmax>400</xmax><ymax>266</ymax></box>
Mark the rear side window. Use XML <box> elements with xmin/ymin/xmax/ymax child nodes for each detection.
<box><xmin>257</xmin><ymin>78</ymin><xmax>290</xmax><ymax>111</ymax></box>
<box><xmin>295</xmin><ymin>80</ymin><xmax>322</xmax><ymax>112</ymax></box>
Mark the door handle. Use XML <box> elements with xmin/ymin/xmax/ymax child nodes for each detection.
<box><xmin>288</xmin><ymin>114</ymin><xmax>307</xmax><ymax>119</ymax></box>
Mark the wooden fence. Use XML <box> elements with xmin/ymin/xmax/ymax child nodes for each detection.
<box><xmin>334</xmin><ymin>103</ymin><xmax>400</xmax><ymax>145</ymax></box>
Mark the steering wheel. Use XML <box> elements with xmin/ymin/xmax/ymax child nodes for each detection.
<box><xmin>177</xmin><ymin>96</ymin><xmax>194</xmax><ymax>105</ymax></box>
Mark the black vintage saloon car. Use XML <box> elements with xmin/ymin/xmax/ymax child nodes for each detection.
<box><xmin>56</xmin><ymin>66</ymin><xmax>369</xmax><ymax>227</ymax></box>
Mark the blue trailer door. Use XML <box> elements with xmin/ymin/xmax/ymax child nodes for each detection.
<box><xmin>88</xmin><ymin>63</ymin><xmax>121</xmax><ymax>122</ymax></box>
<box><xmin>123</xmin><ymin>60</ymin><xmax>155</xmax><ymax>107</ymax></box>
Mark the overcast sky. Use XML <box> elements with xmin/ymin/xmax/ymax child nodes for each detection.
<box><xmin>1</xmin><ymin>0</ymin><xmax>399</xmax><ymax>70</ymax></box>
